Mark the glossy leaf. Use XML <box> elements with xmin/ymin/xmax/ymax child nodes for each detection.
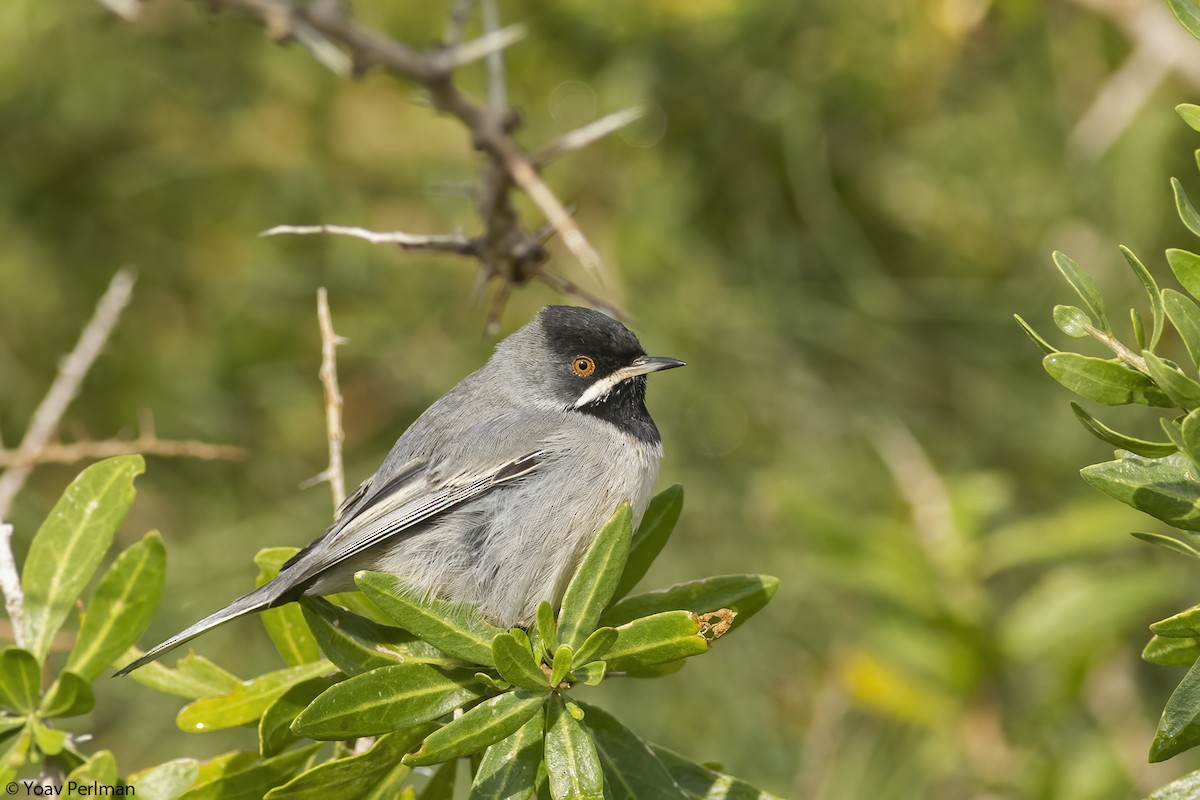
<box><xmin>1145</xmin><ymin>635</ymin><xmax>1200</xmax><ymax>667</ymax></box>
<box><xmin>1014</xmin><ymin>314</ymin><xmax>1059</xmax><ymax>355</ymax></box>
<box><xmin>266</xmin><ymin>727</ymin><xmax>430</xmax><ymax>799</ymax></box>
<box><xmin>572</xmin><ymin>662</ymin><xmax>607</xmax><ymax>686</ymax></box>
<box><xmin>176</xmin><ymin>660</ymin><xmax>332</xmax><ymax>733</ymax></box>
<box><xmin>1169</xmin><ymin>249</ymin><xmax>1200</xmax><ymax>300</ymax></box>
<box><xmin>127</xmin><ymin>758</ymin><xmax>201</xmax><ymax>800</ymax></box>
<box><xmin>21</xmin><ymin>455</ymin><xmax>144</xmax><ymax>663</ymax></box>
<box><xmin>652</xmin><ymin>745</ymin><xmax>783</xmax><ymax>800</ymax></box>
<box><xmin>404</xmin><ymin>689</ymin><xmax>547</xmax><ymax>766</ymax></box>
<box><xmin>577</xmin><ymin>703</ymin><xmax>687</xmax><ymax>800</ymax></box>
<box><xmin>572</xmin><ymin>629</ymin><xmax>617</xmax><ymax>667</ymax></box>
<box><xmin>1052</xmin><ymin>304</ymin><xmax>1091</xmax><ymax>337</ymax></box>
<box><xmin>66</xmin><ymin>749</ymin><xmax>117</xmax><ymax>787</ymax></box>
<box><xmin>1132</xmin><ymin>308</ymin><xmax>1147</xmax><ymax>349</ymax></box>
<box><xmin>123</xmin><ymin>649</ymin><xmax>241</xmax><ymax>699</ymax></box>
<box><xmin>1053</xmin><ymin>251</ymin><xmax>1110</xmax><ymax>332</ymax></box>
<box><xmin>292</xmin><ymin>663</ymin><xmax>487</xmax><ymax>740</ymax></box>
<box><xmin>417</xmin><ymin>762</ymin><xmax>456</xmax><ymax>800</ymax></box>
<box><xmin>191</xmin><ymin>752</ymin><xmax>267</xmax><ymax>791</ymax></box>
<box><xmin>178</xmin><ymin>743</ymin><xmax>321</xmax><ymax>800</ymax></box>
<box><xmin>546</xmin><ymin>696</ymin><xmax>603</xmax><ymax>800</ymax></box>
<box><xmin>1174</xmin><ymin>178</ymin><xmax>1200</xmax><ymax>238</ymax></box>
<box><xmin>1165</xmin><ymin>290</ymin><xmax>1200</xmax><ymax>370</ymax></box>
<box><xmin>1183</xmin><ymin>409</ymin><xmax>1200</xmax><ymax>466</ymax></box>
<box><xmin>362</xmin><ymin>762</ymin><xmax>416</xmax><ymax>800</ymax></box>
<box><xmin>559</xmin><ymin>504</ymin><xmax>633</xmax><ymax>650</ymax></box>
<box><xmin>601</xmin><ymin>575</ymin><xmax>777</xmax><ymax>633</ymax></box>
<box><xmin>356</xmin><ymin>571</ymin><xmax>501</xmax><ymax>666</ymax></box>
<box><xmin>1081</xmin><ymin>452</ymin><xmax>1200</xmax><ymax>530</ymax></box>
<box><xmin>1122</xmin><ymin>245</ymin><xmax>1165</xmax><ymax>349</ymax></box>
<box><xmin>255</xmin><ymin>548</ymin><xmax>320</xmax><ymax>667</ymax></box>
<box><xmin>1152</xmin><ymin>656</ymin><xmax>1200</xmax><ymax>761</ymax></box>
<box><xmin>1149</xmin><ymin>767</ymin><xmax>1200</xmax><ymax>799</ymax></box>
<box><xmin>1042</xmin><ymin>353</ymin><xmax>1170</xmax><ymax>407</ymax></box>
<box><xmin>1180</xmin><ymin>103</ymin><xmax>1200</xmax><ymax>131</ymax></box>
<box><xmin>1132</xmin><ymin>531</ymin><xmax>1200</xmax><ymax>559</ymax></box>
<box><xmin>1153</xmin><ymin>606</ymin><xmax>1200</xmax><ymax>639</ymax></box>
<box><xmin>1068</xmin><ymin>403</ymin><xmax>1175</xmax><ymax>458</ymax></box>
<box><xmin>492</xmin><ymin>632</ymin><xmax>549</xmax><ymax>691</ymax></box>
<box><xmin>615</xmin><ymin>485</ymin><xmax>684</xmax><ymax>601</ymax></box>
<box><xmin>550</xmin><ymin>646</ymin><xmax>573</xmax><ymax>687</ymax></box>
<box><xmin>39</xmin><ymin>671</ymin><xmax>94</xmax><ymax>718</ymax></box>
<box><xmin>536</xmin><ymin>601</ymin><xmax>558</xmax><ymax>662</ymax></box>
<box><xmin>469</xmin><ymin>710</ymin><xmax>543</xmax><ymax>800</ymax></box>
<box><xmin>259</xmin><ymin>676</ymin><xmax>341</xmax><ymax>757</ymax></box>
<box><xmin>31</xmin><ymin>719</ymin><xmax>66</xmax><ymax>755</ymax></box>
<box><xmin>0</xmin><ymin>650</ymin><xmax>39</xmax><ymax>713</ymax></box>
<box><xmin>300</xmin><ymin>597</ymin><xmax>453</xmax><ymax>676</ymax></box>
<box><xmin>603</xmin><ymin>612</ymin><xmax>711</xmax><ymax>671</ymax></box>
<box><xmin>67</xmin><ymin>530</ymin><xmax>165</xmax><ymax>681</ymax></box>
<box><xmin>1143</xmin><ymin>352</ymin><xmax>1200</xmax><ymax>409</ymax></box>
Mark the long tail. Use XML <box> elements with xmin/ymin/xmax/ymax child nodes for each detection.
<box><xmin>115</xmin><ymin>579</ymin><xmax>292</xmax><ymax>676</ymax></box>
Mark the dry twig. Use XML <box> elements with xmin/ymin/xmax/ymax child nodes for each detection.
<box><xmin>312</xmin><ymin>288</ymin><xmax>348</xmax><ymax>510</ymax></box>
<box><xmin>0</xmin><ymin>437</ymin><xmax>246</xmax><ymax>467</ymax></box>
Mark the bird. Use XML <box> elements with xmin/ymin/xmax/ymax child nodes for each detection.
<box><xmin>117</xmin><ymin>305</ymin><xmax>684</xmax><ymax>675</ymax></box>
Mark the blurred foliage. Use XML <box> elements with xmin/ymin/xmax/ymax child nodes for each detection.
<box><xmin>7</xmin><ymin>0</ymin><xmax>1200</xmax><ymax>797</ymax></box>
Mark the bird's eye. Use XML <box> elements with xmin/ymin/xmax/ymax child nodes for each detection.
<box><xmin>571</xmin><ymin>355</ymin><xmax>596</xmax><ymax>377</ymax></box>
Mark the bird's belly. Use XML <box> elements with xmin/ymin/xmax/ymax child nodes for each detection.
<box><xmin>358</xmin><ymin>436</ymin><xmax>662</xmax><ymax>627</ymax></box>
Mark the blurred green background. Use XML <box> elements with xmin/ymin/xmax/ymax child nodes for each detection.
<box><xmin>7</xmin><ymin>0</ymin><xmax>1200</xmax><ymax>796</ymax></box>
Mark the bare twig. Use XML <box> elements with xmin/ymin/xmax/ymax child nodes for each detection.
<box><xmin>534</xmin><ymin>106</ymin><xmax>645</xmax><ymax>166</ymax></box>
<box><xmin>0</xmin><ymin>268</ymin><xmax>136</xmax><ymax>520</ymax></box>
<box><xmin>481</xmin><ymin>0</ymin><xmax>508</xmax><ymax>115</ymax></box>
<box><xmin>0</xmin><ymin>437</ymin><xmax>245</xmax><ymax>467</ymax></box>
<box><xmin>432</xmin><ymin>23</ymin><xmax>526</xmax><ymax>72</ymax></box>
<box><xmin>444</xmin><ymin>0</ymin><xmax>475</xmax><ymax>47</ymax></box>
<box><xmin>0</xmin><ymin>267</ymin><xmax>135</xmax><ymax>647</ymax></box>
<box><xmin>315</xmin><ymin>289</ymin><xmax>347</xmax><ymax>510</ymax></box>
<box><xmin>0</xmin><ymin>525</ymin><xmax>22</xmax><ymax>647</ymax></box>
<box><xmin>260</xmin><ymin>224</ymin><xmax>477</xmax><ymax>255</ymax></box>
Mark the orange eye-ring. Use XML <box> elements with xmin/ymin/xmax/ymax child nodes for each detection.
<box><xmin>571</xmin><ymin>355</ymin><xmax>596</xmax><ymax>377</ymax></box>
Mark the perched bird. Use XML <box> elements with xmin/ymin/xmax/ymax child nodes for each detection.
<box><xmin>118</xmin><ymin>305</ymin><xmax>683</xmax><ymax>675</ymax></box>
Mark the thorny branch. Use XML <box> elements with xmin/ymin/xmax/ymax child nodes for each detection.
<box><xmin>162</xmin><ymin>0</ymin><xmax>642</xmax><ymax>332</ymax></box>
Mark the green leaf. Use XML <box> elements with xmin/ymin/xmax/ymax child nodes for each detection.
<box><xmin>603</xmin><ymin>612</ymin><xmax>710</xmax><ymax>671</ymax></box>
<box><xmin>404</xmin><ymin>689</ymin><xmax>547</xmax><ymax>767</ymax></box>
<box><xmin>38</xmin><ymin>671</ymin><xmax>94</xmax><ymax>718</ymax></box>
<box><xmin>545</xmin><ymin>696</ymin><xmax>603</xmax><ymax>800</ymax></box>
<box><xmin>1182</xmin><ymin>409</ymin><xmax>1200</xmax><ymax>466</ymax></box>
<box><xmin>492</xmin><ymin>633</ymin><xmax>549</xmax><ymax>691</ymax></box>
<box><xmin>1132</xmin><ymin>531</ymin><xmax>1200</xmax><ymax>559</ymax></box>
<box><xmin>1014</xmin><ymin>314</ymin><xmax>1059</xmax><ymax>355</ymax></box>
<box><xmin>1123</xmin><ymin>246</ymin><xmax>1165</xmax><ymax>349</ymax></box>
<box><xmin>1149</xmin><ymin>767</ymin><xmax>1200</xmax><ymax>799</ymax></box>
<box><xmin>1169</xmin><ymin>249</ymin><xmax>1200</xmax><ymax>300</ymax></box>
<box><xmin>536</xmin><ymin>601</ymin><xmax>558</xmax><ymax>663</ymax></box>
<box><xmin>469</xmin><ymin>710</ymin><xmax>543</xmax><ymax>800</ymax></box>
<box><xmin>128</xmin><ymin>759</ymin><xmax>201</xmax><ymax>800</ymax></box>
<box><xmin>550</xmin><ymin>646</ymin><xmax>573</xmax><ymax>688</ymax></box>
<box><xmin>1067</xmin><ymin>403</ymin><xmax>1175</xmax><ymax>457</ymax></box>
<box><xmin>123</xmin><ymin>649</ymin><xmax>242</xmax><ymax>699</ymax></box>
<box><xmin>418</xmin><ymin>762</ymin><xmax>456</xmax><ymax>800</ymax></box>
<box><xmin>1175</xmin><ymin>177</ymin><xmax>1200</xmax><ymax>238</ymax></box>
<box><xmin>1143</xmin><ymin>351</ymin><xmax>1200</xmax><ymax>409</ymax></box>
<box><xmin>176</xmin><ymin>660</ymin><xmax>332</xmax><ymax>733</ymax></box>
<box><xmin>67</xmin><ymin>530</ymin><xmax>165</xmax><ymax>681</ymax></box>
<box><xmin>615</xmin><ymin>485</ymin><xmax>684</xmax><ymax>601</ymax></box>
<box><xmin>259</xmin><ymin>676</ymin><xmax>341</xmax><ymax>757</ymax></box>
<box><xmin>1165</xmin><ymin>289</ymin><xmax>1200</xmax><ymax>371</ymax></box>
<box><xmin>356</xmin><ymin>572</ymin><xmax>502</xmax><ymax>666</ymax></box>
<box><xmin>362</xmin><ymin>761</ymin><xmax>416</xmax><ymax>800</ymax></box>
<box><xmin>300</xmin><ymin>597</ymin><xmax>453</xmax><ymax>676</ymax></box>
<box><xmin>1053</xmin><ymin>251</ymin><xmax>1110</xmax><ymax>333</ymax></box>
<box><xmin>191</xmin><ymin>752</ymin><xmax>265</xmax><ymax>792</ymax></box>
<box><xmin>571</xmin><ymin>662</ymin><xmax>607</xmax><ymax>686</ymax></box>
<box><xmin>179</xmin><ymin>743</ymin><xmax>321</xmax><ymax>800</ymax></box>
<box><xmin>559</xmin><ymin>504</ymin><xmax>633</xmax><ymax>650</ymax></box>
<box><xmin>0</xmin><ymin>718</ymin><xmax>24</xmax><ymax>740</ymax></box>
<box><xmin>256</xmin><ymin>549</ymin><xmax>320</xmax><ymax>667</ymax></box>
<box><xmin>1145</xmin><ymin>635</ymin><xmax>1200</xmax><ymax>667</ymax></box>
<box><xmin>1042</xmin><ymin>353</ymin><xmax>1170</xmax><ymax>407</ymax></box>
<box><xmin>577</xmin><ymin>703</ymin><xmax>687</xmax><ymax>799</ymax></box>
<box><xmin>0</xmin><ymin>650</ymin><xmax>39</xmax><ymax>713</ymax></box>
<box><xmin>31</xmin><ymin>719</ymin><xmax>66</xmax><ymax>756</ymax></box>
<box><xmin>1152</xmin><ymin>656</ymin><xmax>1200</xmax><ymax>760</ymax></box>
<box><xmin>21</xmin><ymin>455</ymin><xmax>144</xmax><ymax>663</ymax></box>
<box><xmin>1180</xmin><ymin>104</ymin><xmax>1200</xmax><ymax>131</ymax></box>
<box><xmin>1133</xmin><ymin>308</ymin><xmax>1147</xmax><ymax>349</ymax></box>
<box><xmin>572</xmin><ymin>629</ymin><xmax>617</xmax><ymax>667</ymax></box>
<box><xmin>1081</xmin><ymin>452</ymin><xmax>1200</xmax><ymax>530</ymax></box>
<box><xmin>66</xmin><ymin>749</ymin><xmax>117</xmax><ymax>787</ymax></box>
<box><xmin>266</xmin><ymin>727</ymin><xmax>430</xmax><ymax>799</ymax></box>
<box><xmin>291</xmin><ymin>663</ymin><xmax>487</xmax><ymax>740</ymax></box>
<box><xmin>1153</xmin><ymin>605</ymin><xmax>1200</xmax><ymax>638</ymax></box>
<box><xmin>601</xmin><ymin>575</ymin><xmax>777</xmax><ymax>634</ymax></box>
<box><xmin>652</xmin><ymin>745</ymin><xmax>784</xmax><ymax>800</ymax></box>
<box><xmin>1052</xmin><ymin>304</ymin><xmax>1092</xmax><ymax>337</ymax></box>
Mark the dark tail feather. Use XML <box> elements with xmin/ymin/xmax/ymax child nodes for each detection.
<box><xmin>115</xmin><ymin>580</ymin><xmax>289</xmax><ymax>676</ymax></box>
